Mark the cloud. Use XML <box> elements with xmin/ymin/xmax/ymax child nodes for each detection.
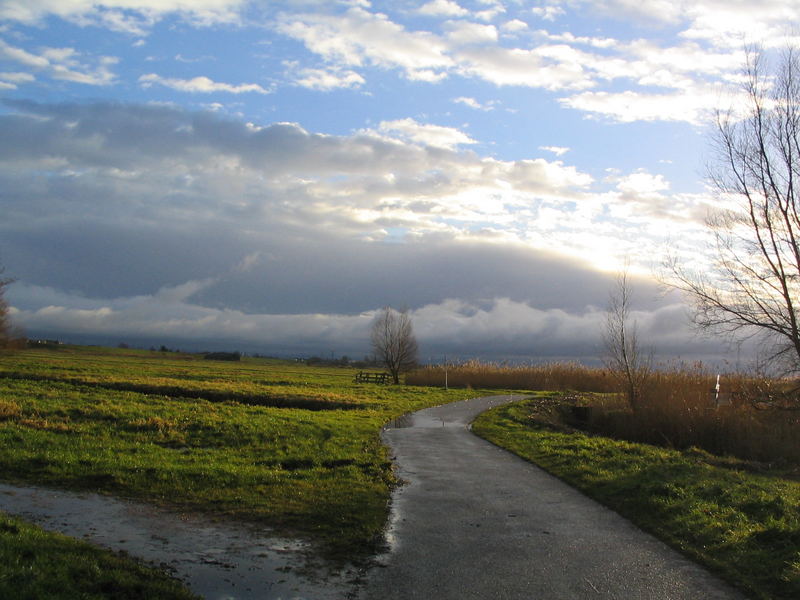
<box><xmin>575</xmin><ymin>0</ymin><xmax>684</xmax><ymax>25</ymax></box>
<box><xmin>8</xmin><ymin>279</ymin><xmax>723</xmax><ymax>361</ymax></box>
<box><xmin>501</xmin><ymin>19</ymin><xmax>529</xmax><ymax>33</ymax></box>
<box><xmin>444</xmin><ymin>21</ymin><xmax>498</xmax><ymax>46</ymax></box>
<box><xmin>0</xmin><ymin>99</ymin><xmax>736</xmax><ymax>359</ymax></box>
<box><xmin>559</xmin><ymin>86</ymin><xmax>721</xmax><ymax>124</ymax></box>
<box><xmin>615</xmin><ymin>171</ymin><xmax>670</xmax><ymax>196</ymax></box>
<box><xmin>682</xmin><ymin>2</ymin><xmax>799</xmax><ymax>48</ymax></box>
<box><xmin>535</xmin><ymin>30</ymin><xmax>618</xmax><ymax>50</ymax></box>
<box><xmin>531</xmin><ymin>6</ymin><xmax>566</xmax><ymax>22</ymax></box>
<box><xmin>0</xmin><ymin>0</ymin><xmax>246</xmax><ymax>31</ymax></box>
<box><xmin>417</xmin><ymin>0</ymin><xmax>468</xmax><ymax>18</ymax></box>
<box><xmin>234</xmin><ymin>252</ymin><xmax>261</xmax><ymax>273</ymax></box>
<box><xmin>472</xmin><ymin>0</ymin><xmax>505</xmax><ymax>22</ymax></box>
<box><xmin>539</xmin><ymin>145</ymin><xmax>570</xmax><ymax>156</ymax></box>
<box><xmin>0</xmin><ymin>71</ymin><xmax>35</xmax><ymax>82</ymax></box>
<box><xmin>0</xmin><ymin>100</ymin><xmax>595</xmax><ymax>247</ymax></box>
<box><xmin>0</xmin><ymin>71</ymin><xmax>35</xmax><ymax>88</ymax></box>
<box><xmin>290</xmin><ymin>66</ymin><xmax>365</xmax><ymax>90</ymax></box>
<box><xmin>565</xmin><ymin>1</ymin><xmax>797</xmax><ymax>49</ymax></box>
<box><xmin>276</xmin><ymin>6</ymin><xmax>453</xmax><ymax>82</ymax></box>
<box><xmin>454</xmin><ymin>44</ymin><xmax>595</xmax><ymax>90</ymax></box>
<box><xmin>376</xmin><ymin>118</ymin><xmax>477</xmax><ymax>150</ymax></box>
<box><xmin>138</xmin><ymin>73</ymin><xmax>269</xmax><ymax>94</ymax></box>
<box><xmin>0</xmin><ymin>39</ymin><xmax>49</xmax><ymax>68</ymax></box>
<box><xmin>0</xmin><ymin>101</ymin><xmax>718</xmax><ymax>333</ymax></box>
<box><xmin>174</xmin><ymin>53</ymin><xmax>215</xmax><ymax>64</ymax></box>
<box><xmin>2</xmin><ymin>1</ymin><xmax>792</xmax><ymax>129</ymax></box>
<box><xmin>453</xmin><ymin>96</ymin><xmax>495</xmax><ymax>111</ymax></box>
<box><xmin>0</xmin><ymin>39</ymin><xmax>117</xmax><ymax>86</ymax></box>
<box><xmin>268</xmin><ymin>2</ymin><xmax>785</xmax><ymax>116</ymax></box>
<box><xmin>275</xmin><ymin>7</ymin><xmax>599</xmax><ymax>91</ymax></box>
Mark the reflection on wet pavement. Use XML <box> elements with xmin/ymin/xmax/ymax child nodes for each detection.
<box><xmin>0</xmin><ymin>483</ymin><xmax>359</xmax><ymax>600</ymax></box>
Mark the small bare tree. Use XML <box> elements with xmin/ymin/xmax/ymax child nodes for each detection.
<box><xmin>669</xmin><ymin>46</ymin><xmax>800</xmax><ymax>375</ymax></box>
<box><xmin>371</xmin><ymin>307</ymin><xmax>419</xmax><ymax>384</ymax></box>
<box><xmin>603</xmin><ymin>269</ymin><xmax>652</xmax><ymax>412</ymax></box>
<box><xmin>0</xmin><ymin>264</ymin><xmax>19</xmax><ymax>350</ymax></box>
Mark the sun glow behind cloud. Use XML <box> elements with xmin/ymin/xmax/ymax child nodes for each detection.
<box><xmin>0</xmin><ymin>0</ymin><xmax>788</xmax><ymax>360</ymax></box>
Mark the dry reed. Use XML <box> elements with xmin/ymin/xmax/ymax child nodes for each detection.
<box><xmin>407</xmin><ymin>360</ymin><xmax>616</xmax><ymax>392</ymax></box>
<box><xmin>409</xmin><ymin>360</ymin><xmax>800</xmax><ymax>464</ymax></box>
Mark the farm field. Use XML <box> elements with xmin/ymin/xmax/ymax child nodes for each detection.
<box><xmin>0</xmin><ymin>344</ymin><xmax>482</xmax><ymax>593</ymax></box>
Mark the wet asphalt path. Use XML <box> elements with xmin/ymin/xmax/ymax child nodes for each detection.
<box><xmin>358</xmin><ymin>395</ymin><xmax>746</xmax><ymax>600</ymax></box>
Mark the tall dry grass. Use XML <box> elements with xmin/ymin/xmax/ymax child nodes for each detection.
<box><xmin>407</xmin><ymin>360</ymin><xmax>617</xmax><ymax>392</ymax></box>
<box><xmin>409</xmin><ymin>360</ymin><xmax>800</xmax><ymax>464</ymax></box>
<box><xmin>593</xmin><ymin>363</ymin><xmax>800</xmax><ymax>464</ymax></box>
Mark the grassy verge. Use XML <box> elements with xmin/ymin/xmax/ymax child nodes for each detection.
<box><xmin>0</xmin><ymin>511</ymin><xmax>198</xmax><ymax>600</ymax></box>
<box><xmin>472</xmin><ymin>397</ymin><xmax>800</xmax><ymax>600</ymax></box>
<box><xmin>0</xmin><ymin>346</ymin><xmax>479</xmax><ymax>557</ymax></box>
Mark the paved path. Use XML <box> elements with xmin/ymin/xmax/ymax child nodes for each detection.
<box><xmin>359</xmin><ymin>395</ymin><xmax>747</xmax><ymax>600</ymax></box>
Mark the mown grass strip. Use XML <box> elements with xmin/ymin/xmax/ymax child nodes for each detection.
<box><xmin>472</xmin><ymin>398</ymin><xmax>800</xmax><ymax>600</ymax></box>
<box><xmin>0</xmin><ymin>511</ymin><xmax>198</xmax><ymax>600</ymax></box>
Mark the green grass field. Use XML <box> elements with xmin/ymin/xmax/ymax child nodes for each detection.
<box><xmin>0</xmin><ymin>344</ymin><xmax>480</xmax><ymax>596</ymax></box>
<box><xmin>473</xmin><ymin>397</ymin><xmax>800</xmax><ymax>600</ymax></box>
<box><xmin>7</xmin><ymin>345</ymin><xmax>799</xmax><ymax>599</ymax></box>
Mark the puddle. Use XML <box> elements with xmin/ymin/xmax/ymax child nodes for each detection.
<box><xmin>0</xmin><ymin>483</ymin><xmax>359</xmax><ymax>600</ymax></box>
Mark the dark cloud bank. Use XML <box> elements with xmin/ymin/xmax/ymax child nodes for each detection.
<box><xmin>0</xmin><ymin>100</ymin><xmax>734</xmax><ymax>363</ymax></box>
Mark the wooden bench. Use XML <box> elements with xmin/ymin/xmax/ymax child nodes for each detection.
<box><xmin>354</xmin><ymin>371</ymin><xmax>391</xmax><ymax>384</ymax></box>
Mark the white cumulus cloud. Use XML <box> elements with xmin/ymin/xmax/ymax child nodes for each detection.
<box><xmin>417</xmin><ymin>0</ymin><xmax>468</xmax><ymax>17</ymax></box>
<box><xmin>0</xmin><ymin>39</ymin><xmax>117</xmax><ymax>85</ymax></box>
<box><xmin>138</xmin><ymin>73</ymin><xmax>269</xmax><ymax>94</ymax></box>
<box><xmin>0</xmin><ymin>0</ymin><xmax>246</xmax><ymax>31</ymax></box>
<box><xmin>376</xmin><ymin>118</ymin><xmax>477</xmax><ymax>150</ymax></box>
<box><xmin>291</xmin><ymin>66</ymin><xmax>365</xmax><ymax>90</ymax></box>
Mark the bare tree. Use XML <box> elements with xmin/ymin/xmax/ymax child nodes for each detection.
<box><xmin>371</xmin><ymin>307</ymin><xmax>419</xmax><ymax>384</ymax></box>
<box><xmin>0</xmin><ymin>264</ymin><xmax>19</xmax><ymax>349</ymax></box>
<box><xmin>669</xmin><ymin>46</ymin><xmax>800</xmax><ymax>374</ymax></box>
<box><xmin>603</xmin><ymin>269</ymin><xmax>652</xmax><ymax>412</ymax></box>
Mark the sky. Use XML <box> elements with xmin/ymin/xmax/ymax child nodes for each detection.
<box><xmin>0</xmin><ymin>0</ymin><xmax>796</xmax><ymax>363</ymax></box>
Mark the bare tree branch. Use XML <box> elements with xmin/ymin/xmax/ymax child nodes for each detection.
<box><xmin>602</xmin><ymin>268</ymin><xmax>652</xmax><ymax>412</ymax></box>
<box><xmin>669</xmin><ymin>46</ymin><xmax>800</xmax><ymax>374</ymax></box>
<box><xmin>370</xmin><ymin>307</ymin><xmax>419</xmax><ymax>384</ymax></box>
<box><xmin>0</xmin><ymin>263</ymin><xmax>21</xmax><ymax>350</ymax></box>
